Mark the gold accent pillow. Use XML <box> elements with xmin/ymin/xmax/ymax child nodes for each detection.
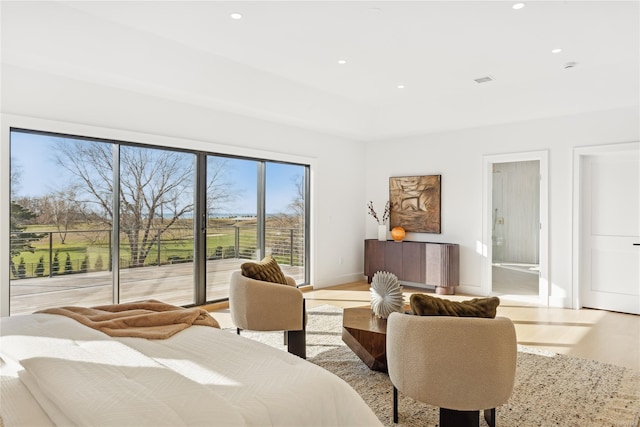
<box><xmin>241</xmin><ymin>256</ymin><xmax>288</xmax><ymax>285</ymax></box>
<box><xmin>410</xmin><ymin>293</ymin><xmax>500</xmax><ymax>318</ymax></box>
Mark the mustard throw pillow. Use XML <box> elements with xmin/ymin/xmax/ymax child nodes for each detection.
<box><xmin>241</xmin><ymin>256</ymin><xmax>289</xmax><ymax>285</ymax></box>
<box><xmin>410</xmin><ymin>293</ymin><xmax>500</xmax><ymax>318</ymax></box>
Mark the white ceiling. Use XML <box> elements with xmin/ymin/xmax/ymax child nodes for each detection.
<box><xmin>2</xmin><ymin>1</ymin><xmax>639</xmax><ymax>141</ymax></box>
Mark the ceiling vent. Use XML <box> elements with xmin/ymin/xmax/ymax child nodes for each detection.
<box><xmin>474</xmin><ymin>76</ymin><xmax>495</xmax><ymax>84</ymax></box>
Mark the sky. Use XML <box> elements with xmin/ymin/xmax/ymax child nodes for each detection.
<box><xmin>10</xmin><ymin>131</ymin><xmax>303</xmax><ymax>215</ymax></box>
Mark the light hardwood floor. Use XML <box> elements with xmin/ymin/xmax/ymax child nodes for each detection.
<box><xmin>210</xmin><ymin>280</ymin><xmax>640</xmax><ymax>371</ymax></box>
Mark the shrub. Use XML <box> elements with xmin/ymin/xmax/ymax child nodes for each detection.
<box><xmin>35</xmin><ymin>256</ymin><xmax>45</xmax><ymax>277</ymax></box>
<box><xmin>17</xmin><ymin>257</ymin><xmax>26</xmax><ymax>279</ymax></box>
<box><xmin>64</xmin><ymin>253</ymin><xmax>73</xmax><ymax>274</ymax></box>
<box><xmin>168</xmin><ymin>255</ymin><xmax>183</xmax><ymax>264</ymax></box>
<box><xmin>80</xmin><ymin>256</ymin><xmax>89</xmax><ymax>273</ymax></box>
<box><xmin>52</xmin><ymin>250</ymin><xmax>60</xmax><ymax>276</ymax></box>
<box><xmin>223</xmin><ymin>246</ymin><xmax>236</xmax><ymax>258</ymax></box>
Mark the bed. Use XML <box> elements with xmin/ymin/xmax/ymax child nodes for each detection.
<box><xmin>0</xmin><ymin>308</ymin><xmax>383</xmax><ymax>426</ymax></box>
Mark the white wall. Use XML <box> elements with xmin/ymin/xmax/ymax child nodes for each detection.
<box><xmin>0</xmin><ymin>65</ymin><xmax>367</xmax><ymax>315</ymax></box>
<box><xmin>364</xmin><ymin>106</ymin><xmax>640</xmax><ymax>307</ymax></box>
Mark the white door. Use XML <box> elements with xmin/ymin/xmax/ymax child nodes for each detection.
<box><xmin>580</xmin><ymin>147</ymin><xmax>640</xmax><ymax>314</ymax></box>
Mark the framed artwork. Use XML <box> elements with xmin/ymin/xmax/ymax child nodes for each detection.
<box><xmin>389</xmin><ymin>175</ymin><xmax>441</xmax><ymax>233</ymax></box>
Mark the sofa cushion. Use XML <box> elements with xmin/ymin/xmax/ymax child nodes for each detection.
<box><xmin>410</xmin><ymin>293</ymin><xmax>500</xmax><ymax>318</ymax></box>
<box><xmin>241</xmin><ymin>256</ymin><xmax>289</xmax><ymax>285</ymax></box>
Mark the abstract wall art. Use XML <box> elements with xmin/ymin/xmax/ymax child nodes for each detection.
<box><xmin>389</xmin><ymin>175</ymin><xmax>441</xmax><ymax>233</ymax></box>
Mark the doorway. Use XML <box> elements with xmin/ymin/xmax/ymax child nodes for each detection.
<box><xmin>483</xmin><ymin>151</ymin><xmax>549</xmax><ymax>305</ymax></box>
<box><xmin>492</xmin><ymin>160</ymin><xmax>540</xmax><ymax>297</ymax></box>
<box><xmin>573</xmin><ymin>142</ymin><xmax>639</xmax><ymax>314</ymax></box>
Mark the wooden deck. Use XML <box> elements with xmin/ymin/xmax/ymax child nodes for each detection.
<box><xmin>9</xmin><ymin>258</ymin><xmax>304</xmax><ymax>315</ymax></box>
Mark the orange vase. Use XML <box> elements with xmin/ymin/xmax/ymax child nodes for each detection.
<box><xmin>391</xmin><ymin>226</ymin><xmax>406</xmax><ymax>242</ymax></box>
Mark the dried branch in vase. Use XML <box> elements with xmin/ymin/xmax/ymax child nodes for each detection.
<box><xmin>367</xmin><ymin>201</ymin><xmax>390</xmax><ymax>224</ymax></box>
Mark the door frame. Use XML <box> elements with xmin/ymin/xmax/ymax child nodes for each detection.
<box><xmin>482</xmin><ymin>150</ymin><xmax>549</xmax><ymax>305</ymax></box>
<box><xmin>572</xmin><ymin>141</ymin><xmax>639</xmax><ymax>310</ymax></box>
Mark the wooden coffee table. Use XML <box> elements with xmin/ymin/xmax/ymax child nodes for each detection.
<box><xmin>342</xmin><ymin>306</ymin><xmax>389</xmax><ymax>372</ymax></box>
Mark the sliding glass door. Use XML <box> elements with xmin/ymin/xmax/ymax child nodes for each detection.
<box><xmin>8</xmin><ymin>128</ymin><xmax>310</xmax><ymax>315</ymax></box>
<box><xmin>9</xmin><ymin>132</ymin><xmax>115</xmax><ymax>313</ymax></box>
<box><xmin>265</xmin><ymin>162</ymin><xmax>307</xmax><ymax>284</ymax></box>
<box><xmin>118</xmin><ymin>145</ymin><xmax>196</xmax><ymax>306</ymax></box>
<box><xmin>205</xmin><ymin>156</ymin><xmax>258</xmax><ymax>301</ymax></box>
<box><xmin>203</xmin><ymin>157</ymin><xmax>309</xmax><ymax>299</ymax></box>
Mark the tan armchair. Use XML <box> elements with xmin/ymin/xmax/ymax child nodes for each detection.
<box><xmin>386</xmin><ymin>312</ymin><xmax>517</xmax><ymax>427</ymax></box>
<box><xmin>229</xmin><ymin>271</ymin><xmax>306</xmax><ymax>359</ymax></box>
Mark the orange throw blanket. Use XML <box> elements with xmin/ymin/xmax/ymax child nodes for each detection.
<box><xmin>37</xmin><ymin>300</ymin><xmax>220</xmax><ymax>339</ymax></box>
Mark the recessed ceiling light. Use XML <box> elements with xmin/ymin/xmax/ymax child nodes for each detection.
<box><xmin>397</xmin><ymin>84</ymin><xmax>405</xmax><ymax>89</ymax></box>
<box><xmin>512</xmin><ymin>3</ymin><xmax>525</xmax><ymax>10</ymax></box>
<box><xmin>551</xmin><ymin>48</ymin><xmax>563</xmax><ymax>54</ymax></box>
<box><xmin>337</xmin><ymin>59</ymin><xmax>347</xmax><ymax>65</ymax></box>
<box><xmin>474</xmin><ymin>76</ymin><xmax>495</xmax><ymax>84</ymax></box>
<box><xmin>230</xmin><ymin>12</ymin><xmax>243</xmax><ymax>20</ymax></box>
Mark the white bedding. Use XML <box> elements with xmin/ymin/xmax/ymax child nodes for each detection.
<box><xmin>0</xmin><ymin>313</ymin><xmax>382</xmax><ymax>427</ymax></box>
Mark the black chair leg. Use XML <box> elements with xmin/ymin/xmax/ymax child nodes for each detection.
<box><xmin>393</xmin><ymin>386</ymin><xmax>398</xmax><ymax>424</ymax></box>
<box><xmin>285</xmin><ymin>299</ymin><xmax>306</xmax><ymax>359</ymax></box>
<box><xmin>484</xmin><ymin>408</ymin><xmax>496</xmax><ymax>427</ymax></box>
<box><xmin>439</xmin><ymin>408</ymin><xmax>479</xmax><ymax>427</ymax></box>
<box><xmin>236</xmin><ymin>328</ymin><xmax>241</xmax><ymax>335</ymax></box>
<box><xmin>286</xmin><ymin>330</ymin><xmax>306</xmax><ymax>359</ymax></box>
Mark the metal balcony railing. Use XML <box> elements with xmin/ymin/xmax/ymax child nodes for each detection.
<box><xmin>10</xmin><ymin>225</ymin><xmax>305</xmax><ymax>280</ymax></box>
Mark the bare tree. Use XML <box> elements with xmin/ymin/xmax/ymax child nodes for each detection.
<box><xmin>56</xmin><ymin>140</ymin><xmax>114</xmax><ymax>221</ymax></box>
<box><xmin>119</xmin><ymin>147</ymin><xmax>195</xmax><ymax>266</ymax></box>
<box><xmin>38</xmin><ymin>187</ymin><xmax>85</xmax><ymax>244</ymax></box>
<box><xmin>269</xmin><ymin>174</ymin><xmax>304</xmax><ymax>226</ymax></box>
<box><xmin>55</xmin><ymin>140</ymin><xmax>194</xmax><ymax>267</ymax></box>
<box><xmin>206</xmin><ymin>157</ymin><xmax>237</xmax><ymax>215</ymax></box>
<box><xmin>55</xmin><ymin>140</ymin><xmax>237</xmax><ymax>268</ymax></box>
<box><xmin>288</xmin><ymin>174</ymin><xmax>305</xmax><ymax>227</ymax></box>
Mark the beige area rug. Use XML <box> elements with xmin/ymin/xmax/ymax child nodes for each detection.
<box><xmin>231</xmin><ymin>305</ymin><xmax>640</xmax><ymax>427</ymax></box>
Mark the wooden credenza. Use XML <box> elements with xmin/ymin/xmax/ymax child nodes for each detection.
<box><xmin>364</xmin><ymin>239</ymin><xmax>460</xmax><ymax>295</ymax></box>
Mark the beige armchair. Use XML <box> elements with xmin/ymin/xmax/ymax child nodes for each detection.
<box><xmin>229</xmin><ymin>271</ymin><xmax>306</xmax><ymax>359</ymax></box>
<box><xmin>386</xmin><ymin>312</ymin><xmax>517</xmax><ymax>427</ymax></box>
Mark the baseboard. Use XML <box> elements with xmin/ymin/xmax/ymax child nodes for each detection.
<box><xmin>456</xmin><ymin>284</ymin><xmax>485</xmax><ymax>296</ymax></box>
<box><xmin>548</xmin><ymin>295</ymin><xmax>570</xmax><ymax>308</ymax></box>
<box><xmin>312</xmin><ymin>273</ymin><xmax>365</xmax><ymax>289</ymax></box>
